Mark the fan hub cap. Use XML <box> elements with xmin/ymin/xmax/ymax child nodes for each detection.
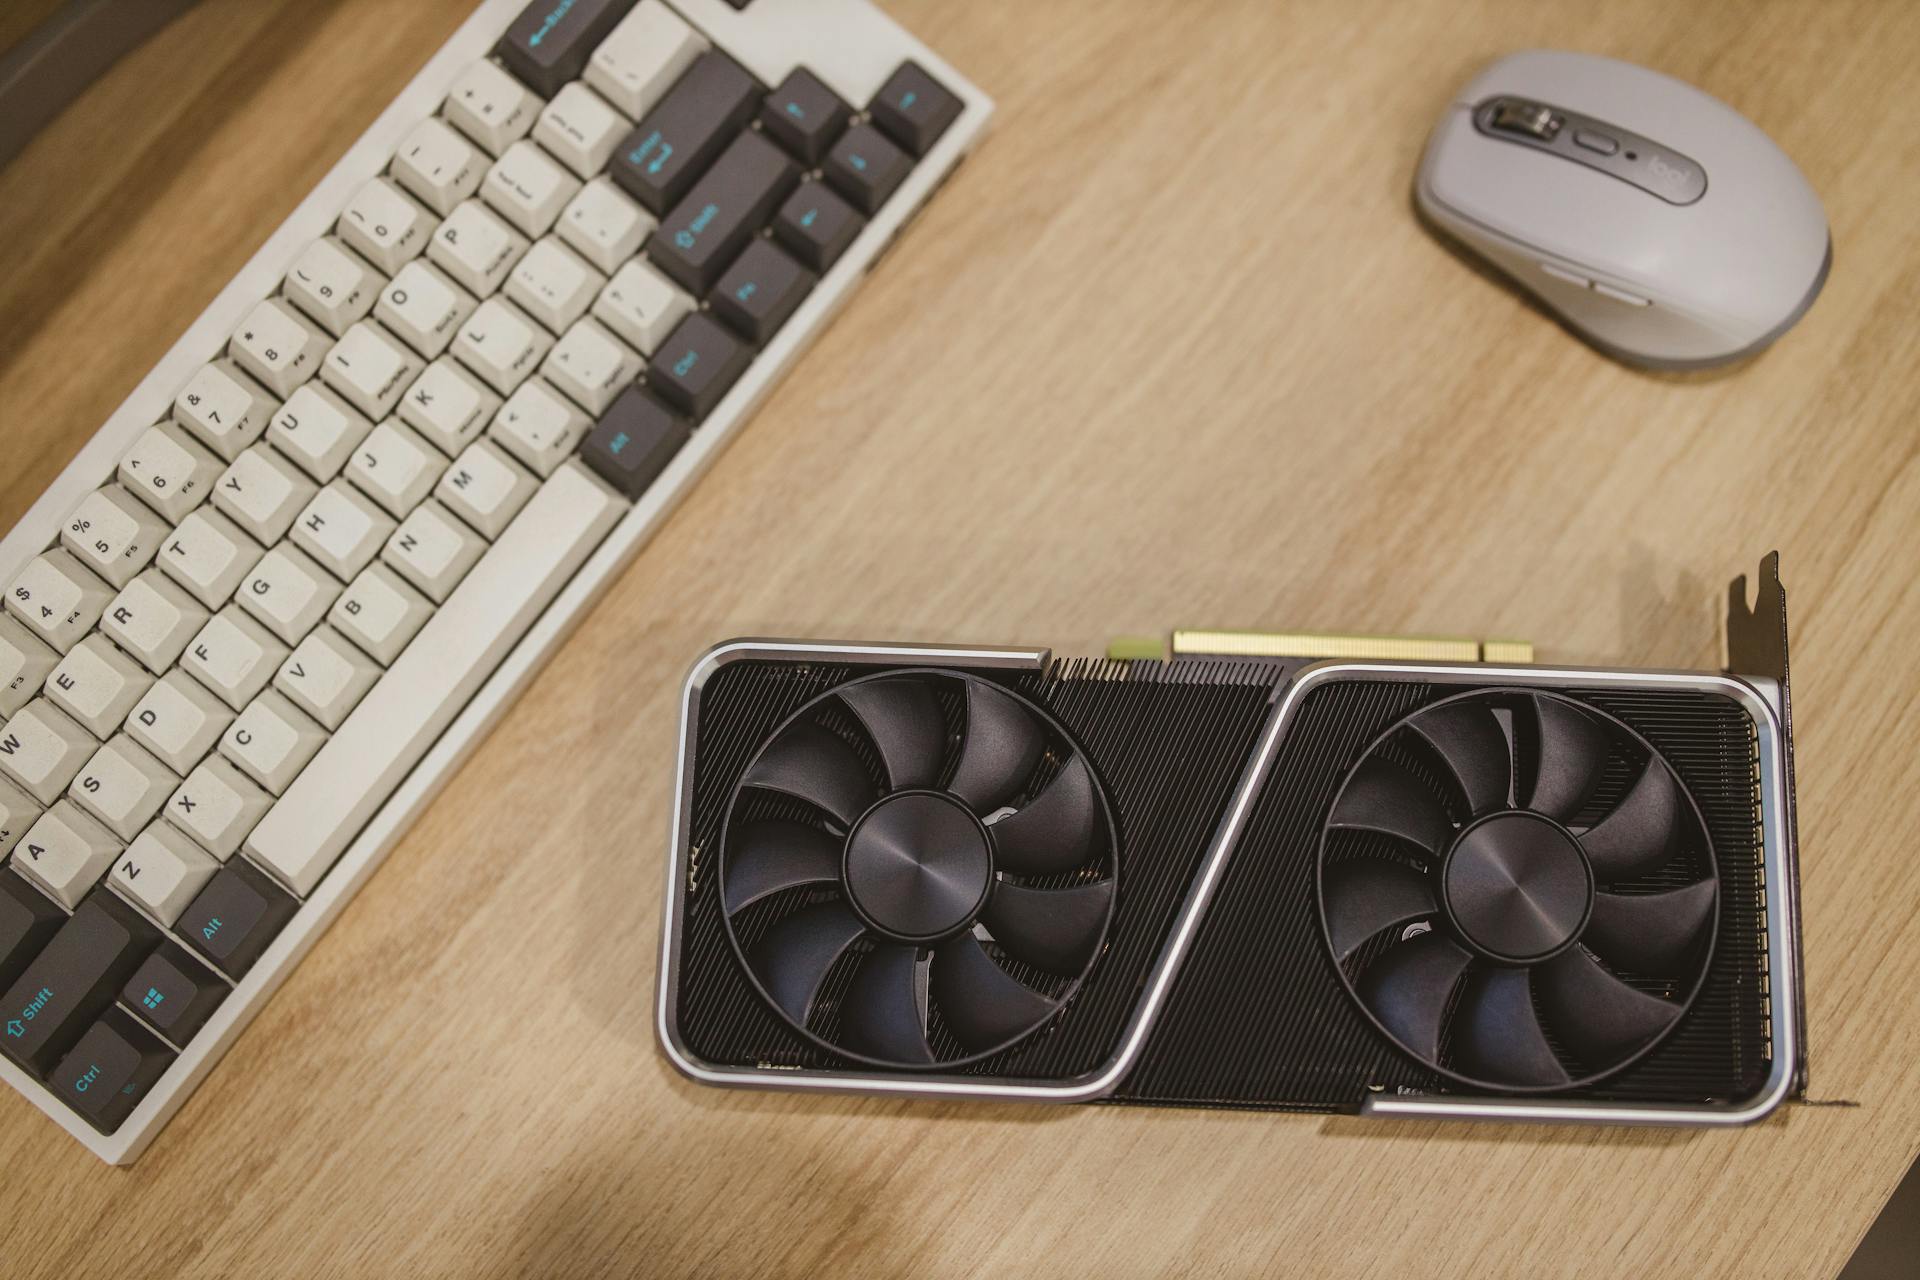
<box><xmin>843</xmin><ymin>791</ymin><xmax>994</xmax><ymax>942</ymax></box>
<box><xmin>1442</xmin><ymin>812</ymin><xmax>1593</xmax><ymax>963</ymax></box>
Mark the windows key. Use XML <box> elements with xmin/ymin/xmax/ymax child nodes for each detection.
<box><xmin>122</xmin><ymin>944</ymin><xmax>228</xmax><ymax>1047</ymax></box>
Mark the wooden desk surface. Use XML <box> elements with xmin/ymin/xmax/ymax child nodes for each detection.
<box><xmin>3</xmin><ymin>1</ymin><xmax>1918</xmax><ymax>1275</ymax></box>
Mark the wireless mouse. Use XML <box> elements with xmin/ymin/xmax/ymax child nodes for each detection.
<box><xmin>1415</xmin><ymin>49</ymin><xmax>1830</xmax><ymax>369</ymax></box>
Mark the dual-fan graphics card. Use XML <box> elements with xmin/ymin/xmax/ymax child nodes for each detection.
<box><xmin>656</xmin><ymin>555</ymin><xmax>1805</xmax><ymax>1125</ymax></box>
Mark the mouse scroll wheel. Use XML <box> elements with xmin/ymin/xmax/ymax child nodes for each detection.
<box><xmin>1490</xmin><ymin>100</ymin><xmax>1562</xmax><ymax>140</ymax></box>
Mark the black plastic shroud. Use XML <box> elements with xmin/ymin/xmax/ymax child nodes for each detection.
<box><xmin>673</xmin><ymin>659</ymin><xmax>1768</xmax><ymax>1110</ymax></box>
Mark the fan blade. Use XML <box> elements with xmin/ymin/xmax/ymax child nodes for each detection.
<box><xmin>1324</xmin><ymin>859</ymin><xmax>1438</xmax><ymax>961</ymax></box>
<box><xmin>987</xmin><ymin>755</ymin><xmax>1100</xmax><ymax>875</ymax></box>
<box><xmin>1357</xmin><ymin>931</ymin><xmax>1473</xmax><ymax>1060</ymax></box>
<box><xmin>1452</xmin><ymin>967</ymin><xmax>1570</xmax><ymax>1088</ymax></box>
<box><xmin>724</xmin><ymin>820</ymin><xmax>844</xmax><ymax>915</ymax></box>
<box><xmin>980</xmin><ymin>878</ymin><xmax>1113</xmax><ymax>975</ymax></box>
<box><xmin>931</xmin><ymin>933</ymin><xmax>1058</xmax><ymax>1051</ymax></box>
<box><xmin>1524</xmin><ymin>695</ymin><xmax>1610</xmax><ymax>820</ymax></box>
<box><xmin>947</xmin><ymin>681</ymin><xmax>1045</xmax><ymax>813</ymax></box>
<box><xmin>1405</xmin><ymin>700</ymin><xmax>1511</xmax><ymax>815</ymax></box>
<box><xmin>742</xmin><ymin>721</ymin><xmax>877</xmax><ymax>827</ymax></box>
<box><xmin>841</xmin><ymin>943</ymin><xmax>934</xmax><ymax>1064</ymax></box>
<box><xmin>1328</xmin><ymin>758</ymin><xmax>1452</xmax><ymax>857</ymax></box>
<box><xmin>751</xmin><ymin>901</ymin><xmax>868</xmax><ymax>1027</ymax></box>
<box><xmin>1577</xmin><ymin>760</ymin><xmax>1681</xmax><ymax>881</ymax></box>
<box><xmin>1534</xmin><ymin>946</ymin><xmax>1681</xmax><ymax>1067</ymax></box>
<box><xmin>1583</xmin><ymin>880</ymin><xmax>1716</xmax><ymax>973</ymax></box>
<box><xmin>838</xmin><ymin>678</ymin><xmax>945</xmax><ymax>790</ymax></box>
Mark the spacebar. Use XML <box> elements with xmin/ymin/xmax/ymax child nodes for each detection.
<box><xmin>244</xmin><ymin>462</ymin><xmax>625</xmax><ymax>896</ymax></box>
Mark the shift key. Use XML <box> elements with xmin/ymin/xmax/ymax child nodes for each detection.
<box><xmin>649</xmin><ymin>131</ymin><xmax>798</xmax><ymax>294</ymax></box>
<box><xmin>0</xmin><ymin>891</ymin><xmax>159</xmax><ymax>1077</ymax></box>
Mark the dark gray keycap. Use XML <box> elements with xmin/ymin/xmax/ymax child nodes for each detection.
<box><xmin>178</xmin><ymin>859</ymin><xmax>298</xmax><ymax>980</ymax></box>
<box><xmin>711</xmin><ymin>238</ymin><xmax>815</xmax><ymax>345</ymax></box>
<box><xmin>648</xmin><ymin>132</ymin><xmax>798</xmax><ymax>294</ymax></box>
<box><xmin>772</xmin><ymin>179</ymin><xmax>864</xmax><ymax>273</ymax></box>
<box><xmin>580</xmin><ymin>388</ymin><xmax>690</xmax><ymax>498</ymax></box>
<box><xmin>123</xmin><ymin>944</ymin><xmax>228</xmax><ymax>1046</ymax></box>
<box><xmin>610</xmin><ymin>51</ymin><xmax>760</xmax><ymax>215</ymax></box>
<box><xmin>760</xmin><ymin>68</ymin><xmax>850</xmax><ymax>164</ymax></box>
<box><xmin>0</xmin><ymin>870</ymin><xmax>63</xmax><ymax>993</ymax></box>
<box><xmin>869</xmin><ymin>61</ymin><xmax>963</xmax><ymax>157</ymax></box>
<box><xmin>648</xmin><ymin>313</ymin><xmax>751</xmax><ymax>422</ymax></box>
<box><xmin>497</xmin><ymin>0</ymin><xmax>638</xmax><ymax>98</ymax></box>
<box><xmin>0</xmin><ymin>891</ymin><xmax>159</xmax><ymax>1078</ymax></box>
<box><xmin>49</xmin><ymin>1005</ymin><xmax>174</xmax><ymax>1134</ymax></box>
<box><xmin>823</xmin><ymin>123</ymin><xmax>911</xmax><ymax>215</ymax></box>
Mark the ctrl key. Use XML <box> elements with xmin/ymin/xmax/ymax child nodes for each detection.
<box><xmin>178</xmin><ymin>858</ymin><xmax>298</xmax><ymax>980</ymax></box>
<box><xmin>51</xmin><ymin>1006</ymin><xmax>173</xmax><ymax>1134</ymax></box>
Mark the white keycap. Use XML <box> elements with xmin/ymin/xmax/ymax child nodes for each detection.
<box><xmin>345</xmin><ymin>421</ymin><xmax>447</xmax><ymax>518</ymax></box>
<box><xmin>541</xmin><ymin>317</ymin><xmax>640</xmax><ymax>417</ymax></box>
<box><xmin>173</xmin><ymin>359</ymin><xmax>276</xmax><ymax>461</ymax></box>
<box><xmin>276</xmin><ymin>626</ymin><xmax>380</xmax><ymax>729</ymax></box>
<box><xmin>0</xmin><ymin>700</ymin><xmax>97</xmax><ymax>805</ymax></box>
<box><xmin>375</xmin><ymin>259</ymin><xmax>476</xmax><ymax>359</ymax></box>
<box><xmin>397</xmin><ymin>357</ymin><xmax>500</xmax><ymax>457</ymax></box>
<box><xmin>452</xmin><ymin>296</ymin><xmax>553</xmax><ymax>395</ymax></box>
<box><xmin>490</xmin><ymin>378</ymin><xmax>592</xmax><ymax>478</ymax></box>
<box><xmin>428</xmin><ymin>199</ymin><xmax>529</xmax><ymax>298</ymax></box>
<box><xmin>586</xmin><ymin>0</ymin><xmax>707</xmax><ymax>118</ymax></box>
<box><xmin>167</xmin><ymin>753</ymin><xmax>272</xmax><ymax>860</ymax></box>
<box><xmin>12</xmin><ymin>801</ymin><xmax>120</xmax><ymax>910</ymax></box>
<box><xmin>594</xmin><ymin>259</ymin><xmax>693</xmax><ymax>355</ymax></box>
<box><xmin>126</xmin><ymin>669</ymin><xmax>233</xmax><ymax>773</ymax></box>
<box><xmin>330</xmin><ymin>563</ymin><xmax>431</xmax><ymax>665</ymax></box>
<box><xmin>111</xmin><ymin>821</ymin><xmax>218</xmax><ymax>925</ymax></box>
<box><xmin>482</xmin><ymin>139</ymin><xmax>579</xmax><ymax>238</ymax></box>
<box><xmin>237</xmin><ymin>544</ymin><xmax>342</xmax><ymax>646</ymax></box>
<box><xmin>384</xmin><ymin>501</ymin><xmax>485</xmax><ymax>603</ymax></box>
<box><xmin>70</xmin><ymin>733</ymin><xmax>176</xmax><ymax>841</ymax></box>
<box><xmin>435</xmin><ymin>439</ymin><xmax>537</xmax><ymax>539</ymax></box>
<box><xmin>0</xmin><ymin>775</ymin><xmax>39</xmax><ymax>857</ymax></box>
<box><xmin>119</xmin><ymin>422</ymin><xmax>221</xmax><ymax>522</ymax></box>
<box><xmin>6</xmin><ymin>550</ymin><xmax>113</xmax><ymax>652</ymax></box>
<box><xmin>268</xmin><ymin>381</ymin><xmax>375</xmax><ymax>483</ymax></box>
<box><xmin>213</xmin><ymin>444</ymin><xmax>318</xmax><ymax>545</ymax></box>
<box><xmin>445</xmin><ymin>58</ymin><xmax>540</xmax><ymax>156</ymax></box>
<box><xmin>0</xmin><ymin>614</ymin><xmax>58</xmax><ymax>717</ymax></box>
<box><xmin>45</xmin><ymin>634</ymin><xmax>153</xmax><ymax>738</ymax></box>
<box><xmin>157</xmin><ymin>507</ymin><xmax>264</xmax><ymax>612</ymax></box>
<box><xmin>180</xmin><ymin>607</ymin><xmax>288</xmax><ymax>713</ymax></box>
<box><xmin>231</xmin><ymin>297</ymin><xmax>330</xmax><ymax>398</ymax></box>
<box><xmin>247</xmin><ymin>462</ymin><xmax>623</xmax><ymax>894</ymax></box>
<box><xmin>101</xmin><ymin>571</ymin><xmax>208</xmax><ymax>675</ymax></box>
<box><xmin>321</xmin><ymin>320</ymin><xmax>425</xmax><ymax>421</ymax></box>
<box><xmin>221</xmin><ymin>689</ymin><xmax>326</xmax><ymax>795</ymax></box>
<box><xmin>392</xmin><ymin>116</ymin><xmax>485</xmax><ymax>216</ymax></box>
<box><xmin>338</xmin><ymin>176</ymin><xmax>434</xmax><ymax>274</ymax></box>
<box><xmin>291</xmin><ymin>480</ymin><xmax>397</xmax><ymax>582</ymax></box>
<box><xmin>533</xmin><ymin>83</ymin><xmax>629</xmax><ymax>179</ymax></box>
<box><xmin>506</xmin><ymin>236</ymin><xmax>604</xmax><ymax>333</ymax></box>
<box><xmin>61</xmin><ymin>485</ymin><xmax>168</xmax><ymax>590</ymax></box>
<box><xmin>284</xmin><ymin>235</ymin><xmax>384</xmax><ymax>337</ymax></box>
<box><xmin>559</xmin><ymin>175</ymin><xmax>655</xmax><ymax>274</ymax></box>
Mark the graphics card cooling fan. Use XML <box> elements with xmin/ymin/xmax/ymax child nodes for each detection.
<box><xmin>718</xmin><ymin>671</ymin><xmax>1118</xmax><ymax>1067</ymax></box>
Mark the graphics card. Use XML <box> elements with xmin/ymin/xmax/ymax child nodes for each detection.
<box><xmin>655</xmin><ymin>555</ymin><xmax>1805</xmax><ymax>1124</ymax></box>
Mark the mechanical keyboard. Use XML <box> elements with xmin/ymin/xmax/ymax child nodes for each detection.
<box><xmin>0</xmin><ymin>0</ymin><xmax>990</xmax><ymax>1163</ymax></box>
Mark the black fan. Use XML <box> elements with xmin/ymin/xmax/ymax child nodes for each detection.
<box><xmin>718</xmin><ymin>671</ymin><xmax>1117</xmax><ymax>1068</ymax></box>
<box><xmin>1317</xmin><ymin>690</ymin><xmax>1717</xmax><ymax>1091</ymax></box>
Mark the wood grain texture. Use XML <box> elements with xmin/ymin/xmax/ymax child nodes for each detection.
<box><xmin>2</xmin><ymin>0</ymin><xmax>1919</xmax><ymax>1275</ymax></box>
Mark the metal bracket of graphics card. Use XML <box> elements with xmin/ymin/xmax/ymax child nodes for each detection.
<box><xmin>658</xmin><ymin>641</ymin><xmax>1798</xmax><ymax>1124</ymax></box>
<box><xmin>1724</xmin><ymin>551</ymin><xmax>1808</xmax><ymax>1098</ymax></box>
